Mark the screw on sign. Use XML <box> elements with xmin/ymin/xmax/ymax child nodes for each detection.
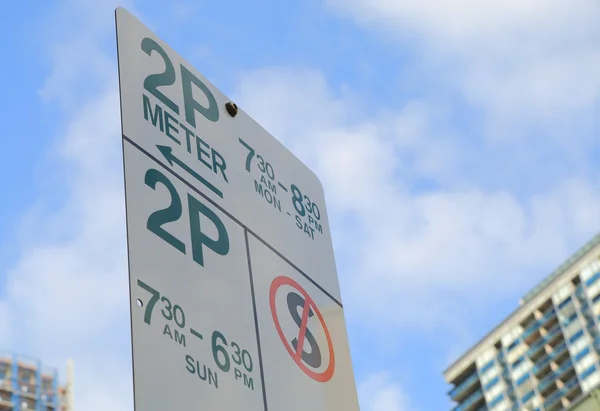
<box><xmin>269</xmin><ymin>276</ymin><xmax>335</xmax><ymax>382</ymax></box>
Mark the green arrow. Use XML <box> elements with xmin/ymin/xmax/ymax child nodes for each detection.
<box><xmin>157</xmin><ymin>145</ymin><xmax>223</xmax><ymax>198</ymax></box>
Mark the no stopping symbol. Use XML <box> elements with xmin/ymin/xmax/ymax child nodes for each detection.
<box><xmin>269</xmin><ymin>276</ymin><xmax>335</xmax><ymax>382</ymax></box>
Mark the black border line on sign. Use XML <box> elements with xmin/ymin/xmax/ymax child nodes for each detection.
<box><xmin>122</xmin><ymin>134</ymin><xmax>343</xmax><ymax>308</ymax></box>
<box><xmin>245</xmin><ymin>229</ymin><xmax>269</xmax><ymax>411</ymax></box>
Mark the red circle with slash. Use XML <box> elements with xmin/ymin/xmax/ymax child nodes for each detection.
<box><xmin>269</xmin><ymin>275</ymin><xmax>335</xmax><ymax>382</ymax></box>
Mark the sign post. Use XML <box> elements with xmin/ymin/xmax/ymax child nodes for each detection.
<box><xmin>115</xmin><ymin>7</ymin><xmax>361</xmax><ymax>410</ymax></box>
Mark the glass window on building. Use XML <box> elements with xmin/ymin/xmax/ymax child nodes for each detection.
<box><xmin>42</xmin><ymin>377</ymin><xmax>53</xmax><ymax>392</ymax></box>
<box><xmin>480</xmin><ymin>366</ymin><xmax>498</xmax><ymax>386</ymax></box>
<box><xmin>501</xmin><ymin>327</ymin><xmax>522</xmax><ymax>348</ymax></box>
<box><xmin>587</xmin><ymin>274</ymin><xmax>600</xmax><ymax>290</ymax></box>
<box><xmin>19</xmin><ymin>368</ymin><xmax>33</xmax><ymax>384</ymax></box>
<box><xmin>571</xmin><ymin>336</ymin><xmax>589</xmax><ymax>353</ymax></box>
<box><xmin>581</xmin><ymin>369</ymin><xmax>600</xmax><ymax>392</ymax></box>
<box><xmin>576</xmin><ymin>354</ymin><xmax>596</xmax><ymax>374</ymax></box>
<box><xmin>553</xmin><ymin>282</ymin><xmax>573</xmax><ymax>304</ymax></box>
<box><xmin>512</xmin><ymin>358</ymin><xmax>532</xmax><ymax>382</ymax></box>
<box><xmin>476</xmin><ymin>348</ymin><xmax>496</xmax><ymax>370</ymax></box>
<box><xmin>488</xmin><ymin>393</ymin><xmax>505</xmax><ymax>409</ymax></box>
<box><xmin>580</xmin><ymin>260</ymin><xmax>599</xmax><ymax>280</ymax></box>
<box><xmin>485</xmin><ymin>382</ymin><xmax>504</xmax><ymax>402</ymax></box>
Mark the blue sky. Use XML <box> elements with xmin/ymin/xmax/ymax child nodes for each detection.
<box><xmin>1</xmin><ymin>0</ymin><xmax>600</xmax><ymax>410</ymax></box>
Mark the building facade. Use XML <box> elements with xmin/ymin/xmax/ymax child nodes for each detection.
<box><xmin>444</xmin><ymin>233</ymin><xmax>600</xmax><ymax>411</ymax></box>
<box><xmin>0</xmin><ymin>353</ymin><xmax>73</xmax><ymax>411</ymax></box>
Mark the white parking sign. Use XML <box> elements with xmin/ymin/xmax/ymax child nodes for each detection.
<box><xmin>115</xmin><ymin>7</ymin><xmax>361</xmax><ymax>411</ymax></box>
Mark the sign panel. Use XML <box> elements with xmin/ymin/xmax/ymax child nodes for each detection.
<box><xmin>115</xmin><ymin>7</ymin><xmax>360</xmax><ymax>411</ymax></box>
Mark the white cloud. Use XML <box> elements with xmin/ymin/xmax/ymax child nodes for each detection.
<box><xmin>358</xmin><ymin>373</ymin><xmax>413</xmax><ymax>411</ymax></box>
<box><xmin>38</xmin><ymin>0</ymin><xmax>140</xmax><ymax>110</ymax></box>
<box><xmin>326</xmin><ymin>0</ymin><xmax>600</xmax><ymax>142</ymax></box>
<box><xmin>6</xmin><ymin>87</ymin><xmax>127</xmax><ymax>338</ymax></box>
<box><xmin>233</xmin><ymin>66</ymin><xmax>600</xmax><ymax>332</ymax></box>
<box><xmin>326</xmin><ymin>0</ymin><xmax>599</xmax><ymax>52</ymax></box>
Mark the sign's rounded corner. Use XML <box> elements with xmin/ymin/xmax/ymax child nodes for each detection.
<box><xmin>115</xmin><ymin>6</ymin><xmax>130</xmax><ymax>19</ymax></box>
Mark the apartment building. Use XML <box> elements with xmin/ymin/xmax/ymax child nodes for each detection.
<box><xmin>0</xmin><ymin>353</ymin><xmax>73</xmax><ymax>411</ymax></box>
<box><xmin>445</xmin><ymin>233</ymin><xmax>600</xmax><ymax>410</ymax></box>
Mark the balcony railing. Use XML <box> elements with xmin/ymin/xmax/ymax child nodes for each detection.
<box><xmin>541</xmin><ymin>308</ymin><xmax>557</xmax><ymax>324</ymax></box>
<box><xmin>545</xmin><ymin>323</ymin><xmax>562</xmax><ymax>341</ymax></box>
<box><xmin>543</xmin><ymin>376</ymin><xmax>579</xmax><ymax>409</ymax></box>
<box><xmin>529</xmin><ymin>337</ymin><xmax>546</xmax><ymax>352</ymax></box>
<box><xmin>537</xmin><ymin>358</ymin><xmax>573</xmax><ymax>393</ymax></box>
<box><xmin>529</xmin><ymin>325</ymin><xmax>563</xmax><ymax>364</ymax></box>
<box><xmin>523</xmin><ymin>320</ymin><xmax>540</xmax><ymax>340</ymax></box>
<box><xmin>528</xmin><ymin>327</ymin><xmax>566</xmax><ymax>359</ymax></box>
<box><xmin>522</xmin><ymin>311</ymin><xmax>556</xmax><ymax>340</ymax></box>
<box><xmin>527</xmin><ymin>340</ymin><xmax>546</xmax><ymax>358</ymax></box>
<box><xmin>543</xmin><ymin>386</ymin><xmax>563</xmax><ymax>408</ymax></box>
<box><xmin>449</xmin><ymin>372</ymin><xmax>480</xmax><ymax>401</ymax></box>
<box><xmin>548</xmin><ymin>341</ymin><xmax>568</xmax><ymax>360</ymax></box>
<box><xmin>532</xmin><ymin>355</ymin><xmax>552</xmax><ymax>375</ymax></box>
<box><xmin>453</xmin><ymin>389</ymin><xmax>484</xmax><ymax>411</ymax></box>
<box><xmin>555</xmin><ymin>359</ymin><xmax>573</xmax><ymax>378</ymax></box>
<box><xmin>538</xmin><ymin>370</ymin><xmax>557</xmax><ymax>392</ymax></box>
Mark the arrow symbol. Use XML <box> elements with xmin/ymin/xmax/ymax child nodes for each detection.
<box><xmin>157</xmin><ymin>145</ymin><xmax>224</xmax><ymax>199</ymax></box>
